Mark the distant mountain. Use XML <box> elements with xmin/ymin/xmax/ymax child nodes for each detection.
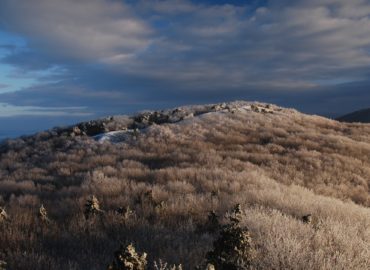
<box><xmin>337</xmin><ymin>108</ymin><xmax>370</xmax><ymax>123</ymax></box>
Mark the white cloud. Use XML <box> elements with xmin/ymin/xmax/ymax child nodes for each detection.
<box><xmin>0</xmin><ymin>103</ymin><xmax>91</xmax><ymax>117</ymax></box>
<box><xmin>0</xmin><ymin>0</ymin><xmax>152</xmax><ymax>64</ymax></box>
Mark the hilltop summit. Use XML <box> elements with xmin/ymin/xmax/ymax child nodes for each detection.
<box><xmin>0</xmin><ymin>101</ymin><xmax>369</xmax><ymax>269</ymax></box>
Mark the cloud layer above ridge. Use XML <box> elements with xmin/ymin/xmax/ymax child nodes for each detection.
<box><xmin>1</xmin><ymin>0</ymin><xmax>370</xmax><ymax>120</ymax></box>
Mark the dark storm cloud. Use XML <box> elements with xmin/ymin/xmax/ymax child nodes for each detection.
<box><xmin>1</xmin><ymin>0</ymin><xmax>370</xmax><ymax>118</ymax></box>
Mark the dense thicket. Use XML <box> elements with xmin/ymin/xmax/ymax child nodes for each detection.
<box><xmin>0</xmin><ymin>102</ymin><xmax>369</xmax><ymax>269</ymax></box>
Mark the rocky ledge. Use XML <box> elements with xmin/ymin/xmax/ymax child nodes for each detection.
<box><xmin>50</xmin><ymin>101</ymin><xmax>282</xmax><ymax>141</ymax></box>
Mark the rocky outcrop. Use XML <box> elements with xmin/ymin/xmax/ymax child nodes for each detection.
<box><xmin>54</xmin><ymin>118</ymin><xmax>112</xmax><ymax>137</ymax></box>
<box><xmin>132</xmin><ymin>108</ymin><xmax>195</xmax><ymax>128</ymax></box>
<box><xmin>251</xmin><ymin>104</ymin><xmax>274</xmax><ymax>114</ymax></box>
<box><xmin>52</xmin><ymin>102</ymin><xmax>280</xmax><ymax>141</ymax></box>
<box><xmin>76</xmin><ymin>118</ymin><xmax>110</xmax><ymax>136</ymax></box>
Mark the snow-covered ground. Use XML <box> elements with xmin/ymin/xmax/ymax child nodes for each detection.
<box><xmin>93</xmin><ymin>129</ymin><xmax>138</xmax><ymax>143</ymax></box>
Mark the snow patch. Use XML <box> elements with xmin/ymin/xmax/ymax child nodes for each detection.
<box><xmin>93</xmin><ymin>129</ymin><xmax>139</xmax><ymax>143</ymax></box>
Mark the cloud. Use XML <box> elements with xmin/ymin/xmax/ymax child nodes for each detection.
<box><xmin>116</xmin><ymin>0</ymin><xmax>370</xmax><ymax>89</ymax></box>
<box><xmin>0</xmin><ymin>0</ymin><xmax>152</xmax><ymax>66</ymax></box>
<box><xmin>0</xmin><ymin>102</ymin><xmax>91</xmax><ymax>117</ymax></box>
<box><xmin>138</xmin><ymin>0</ymin><xmax>197</xmax><ymax>14</ymax></box>
<box><xmin>1</xmin><ymin>0</ymin><xmax>370</xmax><ymax>120</ymax></box>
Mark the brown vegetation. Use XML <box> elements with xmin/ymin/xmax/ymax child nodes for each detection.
<box><xmin>107</xmin><ymin>244</ymin><xmax>147</xmax><ymax>270</ymax></box>
<box><xmin>0</xmin><ymin>101</ymin><xmax>369</xmax><ymax>269</ymax></box>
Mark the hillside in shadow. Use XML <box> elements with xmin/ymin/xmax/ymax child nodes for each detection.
<box><xmin>337</xmin><ymin>108</ymin><xmax>370</xmax><ymax>123</ymax></box>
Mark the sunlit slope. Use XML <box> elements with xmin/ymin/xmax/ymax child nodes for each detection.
<box><xmin>0</xmin><ymin>101</ymin><xmax>369</xmax><ymax>269</ymax></box>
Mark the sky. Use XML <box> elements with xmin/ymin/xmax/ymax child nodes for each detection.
<box><xmin>1</xmin><ymin>0</ymin><xmax>370</xmax><ymax>138</ymax></box>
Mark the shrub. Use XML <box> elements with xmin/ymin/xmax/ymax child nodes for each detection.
<box><xmin>84</xmin><ymin>195</ymin><xmax>104</xmax><ymax>219</ymax></box>
<box><xmin>38</xmin><ymin>204</ymin><xmax>50</xmax><ymax>224</ymax></box>
<box><xmin>107</xmin><ymin>244</ymin><xmax>147</xmax><ymax>270</ymax></box>
<box><xmin>153</xmin><ymin>259</ymin><xmax>182</xmax><ymax>270</ymax></box>
<box><xmin>0</xmin><ymin>260</ymin><xmax>6</xmax><ymax>270</ymax></box>
<box><xmin>205</xmin><ymin>204</ymin><xmax>256</xmax><ymax>270</ymax></box>
<box><xmin>0</xmin><ymin>101</ymin><xmax>370</xmax><ymax>269</ymax></box>
<box><xmin>0</xmin><ymin>207</ymin><xmax>8</xmax><ymax>223</ymax></box>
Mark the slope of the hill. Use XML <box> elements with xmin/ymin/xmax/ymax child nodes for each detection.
<box><xmin>337</xmin><ymin>107</ymin><xmax>370</xmax><ymax>123</ymax></box>
<box><xmin>0</xmin><ymin>101</ymin><xmax>369</xmax><ymax>270</ymax></box>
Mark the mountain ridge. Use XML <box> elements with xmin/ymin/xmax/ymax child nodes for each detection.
<box><xmin>0</xmin><ymin>100</ymin><xmax>369</xmax><ymax>269</ymax></box>
<box><xmin>1</xmin><ymin>101</ymin><xmax>286</xmax><ymax>142</ymax></box>
<box><xmin>337</xmin><ymin>107</ymin><xmax>370</xmax><ymax>123</ymax></box>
